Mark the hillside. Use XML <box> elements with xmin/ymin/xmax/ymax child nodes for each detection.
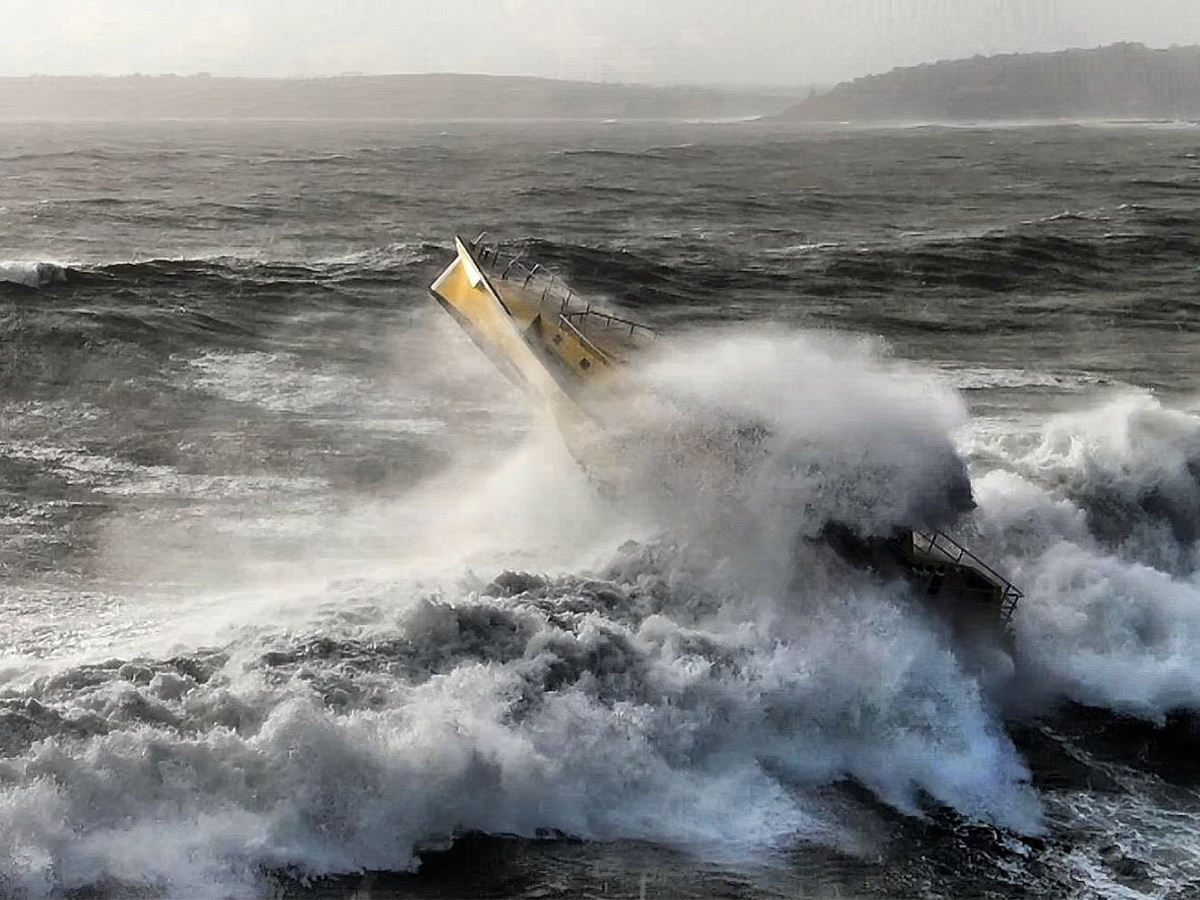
<box><xmin>0</xmin><ymin>74</ymin><xmax>791</xmax><ymax>121</ymax></box>
<box><xmin>778</xmin><ymin>43</ymin><xmax>1200</xmax><ymax>123</ymax></box>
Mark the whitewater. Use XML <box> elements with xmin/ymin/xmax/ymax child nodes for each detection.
<box><xmin>2</xmin><ymin>119</ymin><xmax>1200</xmax><ymax>898</ymax></box>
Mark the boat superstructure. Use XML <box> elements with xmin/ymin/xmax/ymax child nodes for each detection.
<box><xmin>430</xmin><ymin>234</ymin><xmax>1022</xmax><ymax>637</ymax></box>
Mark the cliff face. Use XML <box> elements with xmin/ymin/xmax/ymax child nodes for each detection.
<box><xmin>0</xmin><ymin>74</ymin><xmax>791</xmax><ymax>121</ymax></box>
<box><xmin>778</xmin><ymin>43</ymin><xmax>1200</xmax><ymax>122</ymax></box>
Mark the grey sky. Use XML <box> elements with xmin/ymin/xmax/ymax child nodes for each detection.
<box><xmin>2</xmin><ymin>0</ymin><xmax>1198</xmax><ymax>85</ymax></box>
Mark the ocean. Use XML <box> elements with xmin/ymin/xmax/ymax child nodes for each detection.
<box><xmin>3</xmin><ymin>118</ymin><xmax>1200</xmax><ymax>898</ymax></box>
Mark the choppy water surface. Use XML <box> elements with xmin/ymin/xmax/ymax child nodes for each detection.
<box><xmin>4</xmin><ymin>120</ymin><xmax>1200</xmax><ymax>898</ymax></box>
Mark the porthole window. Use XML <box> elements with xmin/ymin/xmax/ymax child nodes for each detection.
<box><xmin>580</xmin><ymin>358</ymin><xmax>592</xmax><ymax>370</ymax></box>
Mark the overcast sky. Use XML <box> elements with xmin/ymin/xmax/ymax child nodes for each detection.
<box><xmin>2</xmin><ymin>0</ymin><xmax>1199</xmax><ymax>85</ymax></box>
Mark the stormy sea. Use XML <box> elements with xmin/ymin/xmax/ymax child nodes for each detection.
<box><xmin>4</xmin><ymin>119</ymin><xmax>1200</xmax><ymax>899</ymax></box>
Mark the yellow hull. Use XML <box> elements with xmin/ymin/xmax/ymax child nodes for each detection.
<box><xmin>430</xmin><ymin>237</ymin><xmax>585</xmax><ymax>421</ymax></box>
<box><xmin>429</xmin><ymin>234</ymin><xmax>655</xmax><ymax>453</ymax></box>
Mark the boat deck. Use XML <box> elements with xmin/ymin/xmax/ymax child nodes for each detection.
<box><xmin>475</xmin><ymin>241</ymin><xmax>657</xmax><ymax>366</ymax></box>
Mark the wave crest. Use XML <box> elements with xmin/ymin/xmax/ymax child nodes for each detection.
<box><xmin>0</xmin><ymin>261</ymin><xmax>68</xmax><ymax>289</ymax></box>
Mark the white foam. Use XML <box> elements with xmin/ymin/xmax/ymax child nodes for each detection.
<box><xmin>969</xmin><ymin>393</ymin><xmax>1200</xmax><ymax>719</ymax></box>
<box><xmin>0</xmin><ymin>260</ymin><xmax>67</xmax><ymax>288</ymax></box>
<box><xmin>0</xmin><ymin>566</ymin><xmax>1041</xmax><ymax>896</ymax></box>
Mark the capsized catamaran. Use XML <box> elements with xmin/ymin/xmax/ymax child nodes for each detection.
<box><xmin>430</xmin><ymin>233</ymin><xmax>1022</xmax><ymax>638</ymax></box>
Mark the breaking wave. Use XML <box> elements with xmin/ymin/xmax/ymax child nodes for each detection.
<box><xmin>0</xmin><ymin>261</ymin><xmax>68</xmax><ymax>289</ymax></box>
<box><xmin>968</xmin><ymin>392</ymin><xmax>1200</xmax><ymax>720</ymax></box>
<box><xmin>0</xmin><ymin>328</ymin><xmax>1047</xmax><ymax>897</ymax></box>
<box><xmin>0</xmin><ymin>555</ymin><xmax>1041</xmax><ymax>897</ymax></box>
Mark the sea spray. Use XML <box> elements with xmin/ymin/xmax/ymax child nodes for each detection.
<box><xmin>587</xmin><ymin>328</ymin><xmax>975</xmax><ymax>591</ymax></box>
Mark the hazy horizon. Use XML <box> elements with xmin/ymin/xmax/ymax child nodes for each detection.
<box><xmin>3</xmin><ymin>0</ymin><xmax>1200</xmax><ymax>86</ymax></box>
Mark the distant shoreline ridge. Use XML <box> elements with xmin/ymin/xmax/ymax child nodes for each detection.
<box><xmin>775</xmin><ymin>42</ymin><xmax>1200</xmax><ymax>123</ymax></box>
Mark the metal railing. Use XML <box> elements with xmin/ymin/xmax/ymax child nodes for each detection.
<box><xmin>469</xmin><ymin>234</ymin><xmax>658</xmax><ymax>344</ymax></box>
<box><xmin>912</xmin><ymin>528</ymin><xmax>1022</xmax><ymax>623</ymax></box>
<box><xmin>563</xmin><ymin>306</ymin><xmax>653</xmax><ymax>339</ymax></box>
<box><xmin>555</xmin><ymin>311</ymin><xmax>613</xmax><ymax>366</ymax></box>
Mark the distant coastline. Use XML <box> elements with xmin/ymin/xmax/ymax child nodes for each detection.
<box><xmin>8</xmin><ymin>45</ymin><xmax>1197</xmax><ymax>126</ymax></box>
<box><xmin>775</xmin><ymin>43</ymin><xmax>1200</xmax><ymax>124</ymax></box>
<box><xmin>0</xmin><ymin>73</ymin><xmax>794</xmax><ymax>122</ymax></box>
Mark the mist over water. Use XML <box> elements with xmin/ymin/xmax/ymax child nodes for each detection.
<box><xmin>4</xmin><ymin>120</ymin><xmax>1200</xmax><ymax>897</ymax></box>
